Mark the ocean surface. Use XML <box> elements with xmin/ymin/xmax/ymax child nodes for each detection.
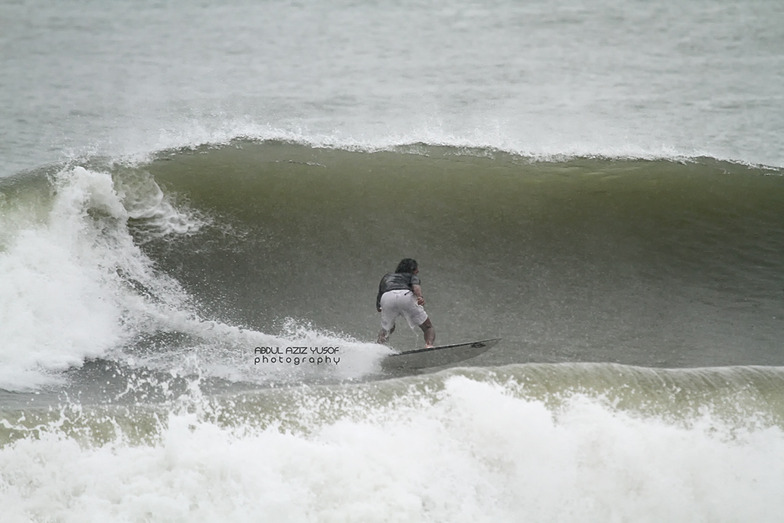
<box><xmin>2</xmin><ymin>0</ymin><xmax>784</xmax><ymax>521</ymax></box>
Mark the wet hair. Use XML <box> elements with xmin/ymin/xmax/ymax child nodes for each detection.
<box><xmin>395</xmin><ymin>258</ymin><xmax>418</xmax><ymax>273</ymax></box>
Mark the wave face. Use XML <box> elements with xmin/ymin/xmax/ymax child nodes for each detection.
<box><xmin>2</xmin><ymin>141</ymin><xmax>784</xmax><ymax>520</ymax></box>
<box><xmin>140</xmin><ymin>142</ymin><xmax>784</xmax><ymax>366</ymax></box>
<box><xmin>1</xmin><ymin>141</ymin><xmax>784</xmax><ymax>389</ymax></box>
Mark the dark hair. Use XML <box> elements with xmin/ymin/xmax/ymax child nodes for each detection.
<box><xmin>395</xmin><ymin>258</ymin><xmax>418</xmax><ymax>273</ymax></box>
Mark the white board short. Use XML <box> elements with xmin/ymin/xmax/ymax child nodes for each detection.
<box><xmin>379</xmin><ymin>289</ymin><xmax>429</xmax><ymax>331</ymax></box>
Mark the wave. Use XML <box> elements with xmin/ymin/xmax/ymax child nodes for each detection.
<box><xmin>1</xmin><ymin>140</ymin><xmax>783</xmax><ymax>392</ymax></box>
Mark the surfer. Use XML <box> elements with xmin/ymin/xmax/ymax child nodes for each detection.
<box><xmin>376</xmin><ymin>258</ymin><xmax>435</xmax><ymax>348</ymax></box>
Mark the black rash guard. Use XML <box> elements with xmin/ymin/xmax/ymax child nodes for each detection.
<box><xmin>376</xmin><ymin>272</ymin><xmax>420</xmax><ymax>310</ymax></box>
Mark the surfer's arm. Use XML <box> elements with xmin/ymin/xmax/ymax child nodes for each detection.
<box><xmin>376</xmin><ymin>278</ymin><xmax>385</xmax><ymax>311</ymax></box>
<box><xmin>412</xmin><ymin>284</ymin><xmax>425</xmax><ymax>305</ymax></box>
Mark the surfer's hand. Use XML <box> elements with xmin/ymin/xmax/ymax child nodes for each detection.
<box><xmin>416</xmin><ymin>296</ymin><xmax>425</xmax><ymax>306</ymax></box>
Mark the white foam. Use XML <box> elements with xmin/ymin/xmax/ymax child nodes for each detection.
<box><xmin>1</xmin><ymin>376</ymin><xmax>782</xmax><ymax>521</ymax></box>
<box><xmin>114</xmin><ymin>168</ymin><xmax>210</xmax><ymax>239</ymax></box>
<box><xmin>0</xmin><ymin>162</ymin><xmax>389</xmax><ymax>391</ymax></box>
<box><xmin>0</xmin><ymin>169</ymin><xmax>126</xmax><ymax>389</ymax></box>
<box><xmin>120</xmin><ymin>316</ymin><xmax>390</xmax><ymax>386</ymax></box>
<box><xmin>77</xmin><ymin>112</ymin><xmax>735</xmax><ymax>174</ymax></box>
<box><xmin>0</xmin><ymin>166</ymin><xmax>202</xmax><ymax>391</ymax></box>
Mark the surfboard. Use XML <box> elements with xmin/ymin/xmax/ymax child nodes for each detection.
<box><xmin>382</xmin><ymin>338</ymin><xmax>501</xmax><ymax>370</ymax></box>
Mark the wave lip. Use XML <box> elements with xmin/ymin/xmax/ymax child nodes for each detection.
<box><xmin>0</xmin><ymin>165</ymin><xmax>204</xmax><ymax>391</ymax></box>
<box><xmin>1</xmin><ymin>168</ymin><xmax>128</xmax><ymax>389</ymax></box>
